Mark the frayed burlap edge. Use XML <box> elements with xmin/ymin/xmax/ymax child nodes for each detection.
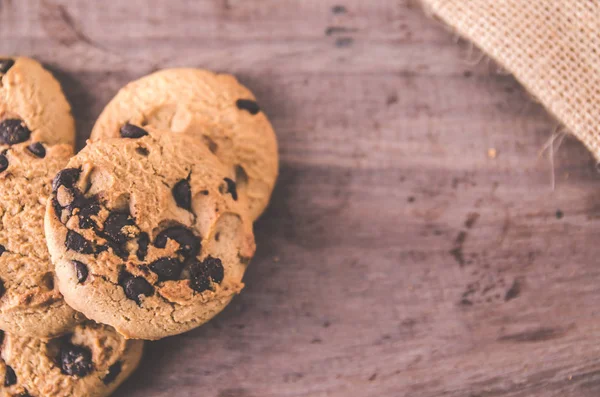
<box><xmin>420</xmin><ymin>0</ymin><xmax>600</xmax><ymax>161</ymax></box>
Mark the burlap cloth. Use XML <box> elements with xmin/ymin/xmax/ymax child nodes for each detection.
<box><xmin>421</xmin><ymin>0</ymin><xmax>600</xmax><ymax>158</ymax></box>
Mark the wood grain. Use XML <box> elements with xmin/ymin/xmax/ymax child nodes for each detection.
<box><xmin>3</xmin><ymin>0</ymin><xmax>600</xmax><ymax>396</ymax></box>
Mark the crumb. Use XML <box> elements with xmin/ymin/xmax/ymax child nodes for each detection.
<box><xmin>487</xmin><ymin>148</ymin><xmax>497</xmax><ymax>159</ymax></box>
<box><xmin>273</xmin><ymin>256</ymin><xmax>280</xmax><ymax>263</ymax></box>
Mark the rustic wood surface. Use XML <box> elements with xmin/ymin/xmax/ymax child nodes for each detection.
<box><xmin>3</xmin><ymin>0</ymin><xmax>600</xmax><ymax>396</ymax></box>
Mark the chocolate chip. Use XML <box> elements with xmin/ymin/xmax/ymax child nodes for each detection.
<box><xmin>0</xmin><ymin>59</ymin><xmax>14</xmax><ymax>74</ymax></box>
<box><xmin>75</xmin><ymin>200</ymin><xmax>100</xmax><ymax>229</ymax></box>
<box><xmin>222</xmin><ymin>177</ymin><xmax>238</xmax><ymax>201</ymax></box>
<box><xmin>154</xmin><ymin>226</ymin><xmax>200</xmax><ymax>260</ymax></box>
<box><xmin>65</xmin><ymin>230</ymin><xmax>94</xmax><ymax>254</ymax></box>
<box><xmin>103</xmin><ymin>212</ymin><xmax>134</xmax><ymax>244</ymax></box>
<box><xmin>124</xmin><ymin>277</ymin><xmax>153</xmax><ymax>303</ymax></box>
<box><xmin>99</xmin><ymin>240</ymin><xmax>129</xmax><ymax>260</ymax></box>
<box><xmin>0</xmin><ymin>330</ymin><xmax>4</xmax><ymax>345</ymax></box>
<box><xmin>4</xmin><ymin>365</ymin><xmax>16</xmax><ymax>386</ymax></box>
<box><xmin>52</xmin><ymin>168</ymin><xmax>80</xmax><ymax>192</ymax></box>
<box><xmin>52</xmin><ymin>198</ymin><xmax>63</xmax><ymax>220</ymax></box>
<box><xmin>236</xmin><ymin>99</ymin><xmax>260</xmax><ymax>115</ymax></box>
<box><xmin>66</xmin><ymin>193</ymin><xmax>85</xmax><ymax>210</ymax></box>
<box><xmin>0</xmin><ymin>245</ymin><xmax>5</xmax><ymax>256</ymax></box>
<box><xmin>204</xmin><ymin>256</ymin><xmax>224</xmax><ymax>283</ymax></box>
<box><xmin>96</xmin><ymin>245</ymin><xmax>108</xmax><ymax>254</ymax></box>
<box><xmin>60</xmin><ymin>343</ymin><xmax>92</xmax><ymax>377</ymax></box>
<box><xmin>189</xmin><ymin>265</ymin><xmax>210</xmax><ymax>292</ymax></box>
<box><xmin>78</xmin><ymin>215</ymin><xmax>96</xmax><ymax>229</ymax></box>
<box><xmin>120</xmin><ymin>123</ymin><xmax>148</xmax><ymax>139</ymax></box>
<box><xmin>149</xmin><ymin>257</ymin><xmax>183</xmax><ymax>281</ymax></box>
<box><xmin>189</xmin><ymin>256</ymin><xmax>224</xmax><ymax>293</ymax></box>
<box><xmin>0</xmin><ymin>119</ymin><xmax>31</xmax><ymax>145</ymax></box>
<box><xmin>0</xmin><ymin>153</ymin><xmax>8</xmax><ymax>173</ymax></box>
<box><xmin>73</xmin><ymin>261</ymin><xmax>88</xmax><ymax>283</ymax></box>
<box><xmin>0</xmin><ymin>279</ymin><xmax>6</xmax><ymax>298</ymax></box>
<box><xmin>135</xmin><ymin>147</ymin><xmax>149</xmax><ymax>156</ymax></box>
<box><xmin>172</xmin><ymin>179</ymin><xmax>191</xmax><ymax>211</ymax></box>
<box><xmin>136</xmin><ymin>232</ymin><xmax>149</xmax><ymax>261</ymax></box>
<box><xmin>68</xmin><ymin>194</ymin><xmax>100</xmax><ymax>228</ymax></box>
<box><xmin>26</xmin><ymin>142</ymin><xmax>45</xmax><ymax>158</ymax></box>
<box><xmin>103</xmin><ymin>362</ymin><xmax>121</xmax><ymax>385</ymax></box>
<box><xmin>119</xmin><ymin>271</ymin><xmax>153</xmax><ymax>304</ymax></box>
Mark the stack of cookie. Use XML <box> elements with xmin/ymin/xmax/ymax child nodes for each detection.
<box><xmin>0</xmin><ymin>58</ymin><xmax>278</xmax><ymax>396</ymax></box>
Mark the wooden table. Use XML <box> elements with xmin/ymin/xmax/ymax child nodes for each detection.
<box><xmin>5</xmin><ymin>0</ymin><xmax>600</xmax><ymax>396</ymax></box>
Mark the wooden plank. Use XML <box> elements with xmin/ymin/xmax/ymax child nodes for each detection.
<box><xmin>2</xmin><ymin>0</ymin><xmax>600</xmax><ymax>396</ymax></box>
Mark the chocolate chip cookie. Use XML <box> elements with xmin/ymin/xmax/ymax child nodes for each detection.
<box><xmin>89</xmin><ymin>68</ymin><xmax>278</xmax><ymax>221</ymax></box>
<box><xmin>0</xmin><ymin>321</ymin><xmax>143</xmax><ymax>397</ymax></box>
<box><xmin>0</xmin><ymin>57</ymin><xmax>82</xmax><ymax>338</ymax></box>
<box><xmin>0</xmin><ymin>57</ymin><xmax>75</xmax><ymax>148</ymax></box>
<box><xmin>45</xmin><ymin>126</ymin><xmax>256</xmax><ymax>340</ymax></box>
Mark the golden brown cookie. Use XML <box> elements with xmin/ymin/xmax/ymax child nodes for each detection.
<box><xmin>0</xmin><ymin>57</ymin><xmax>75</xmax><ymax>148</ymax></box>
<box><xmin>0</xmin><ymin>57</ymin><xmax>82</xmax><ymax>338</ymax></box>
<box><xmin>0</xmin><ymin>250</ymin><xmax>83</xmax><ymax>341</ymax></box>
<box><xmin>0</xmin><ymin>321</ymin><xmax>143</xmax><ymax>397</ymax></box>
<box><xmin>90</xmin><ymin>68</ymin><xmax>278</xmax><ymax>221</ymax></box>
<box><xmin>45</xmin><ymin>126</ymin><xmax>255</xmax><ymax>340</ymax></box>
